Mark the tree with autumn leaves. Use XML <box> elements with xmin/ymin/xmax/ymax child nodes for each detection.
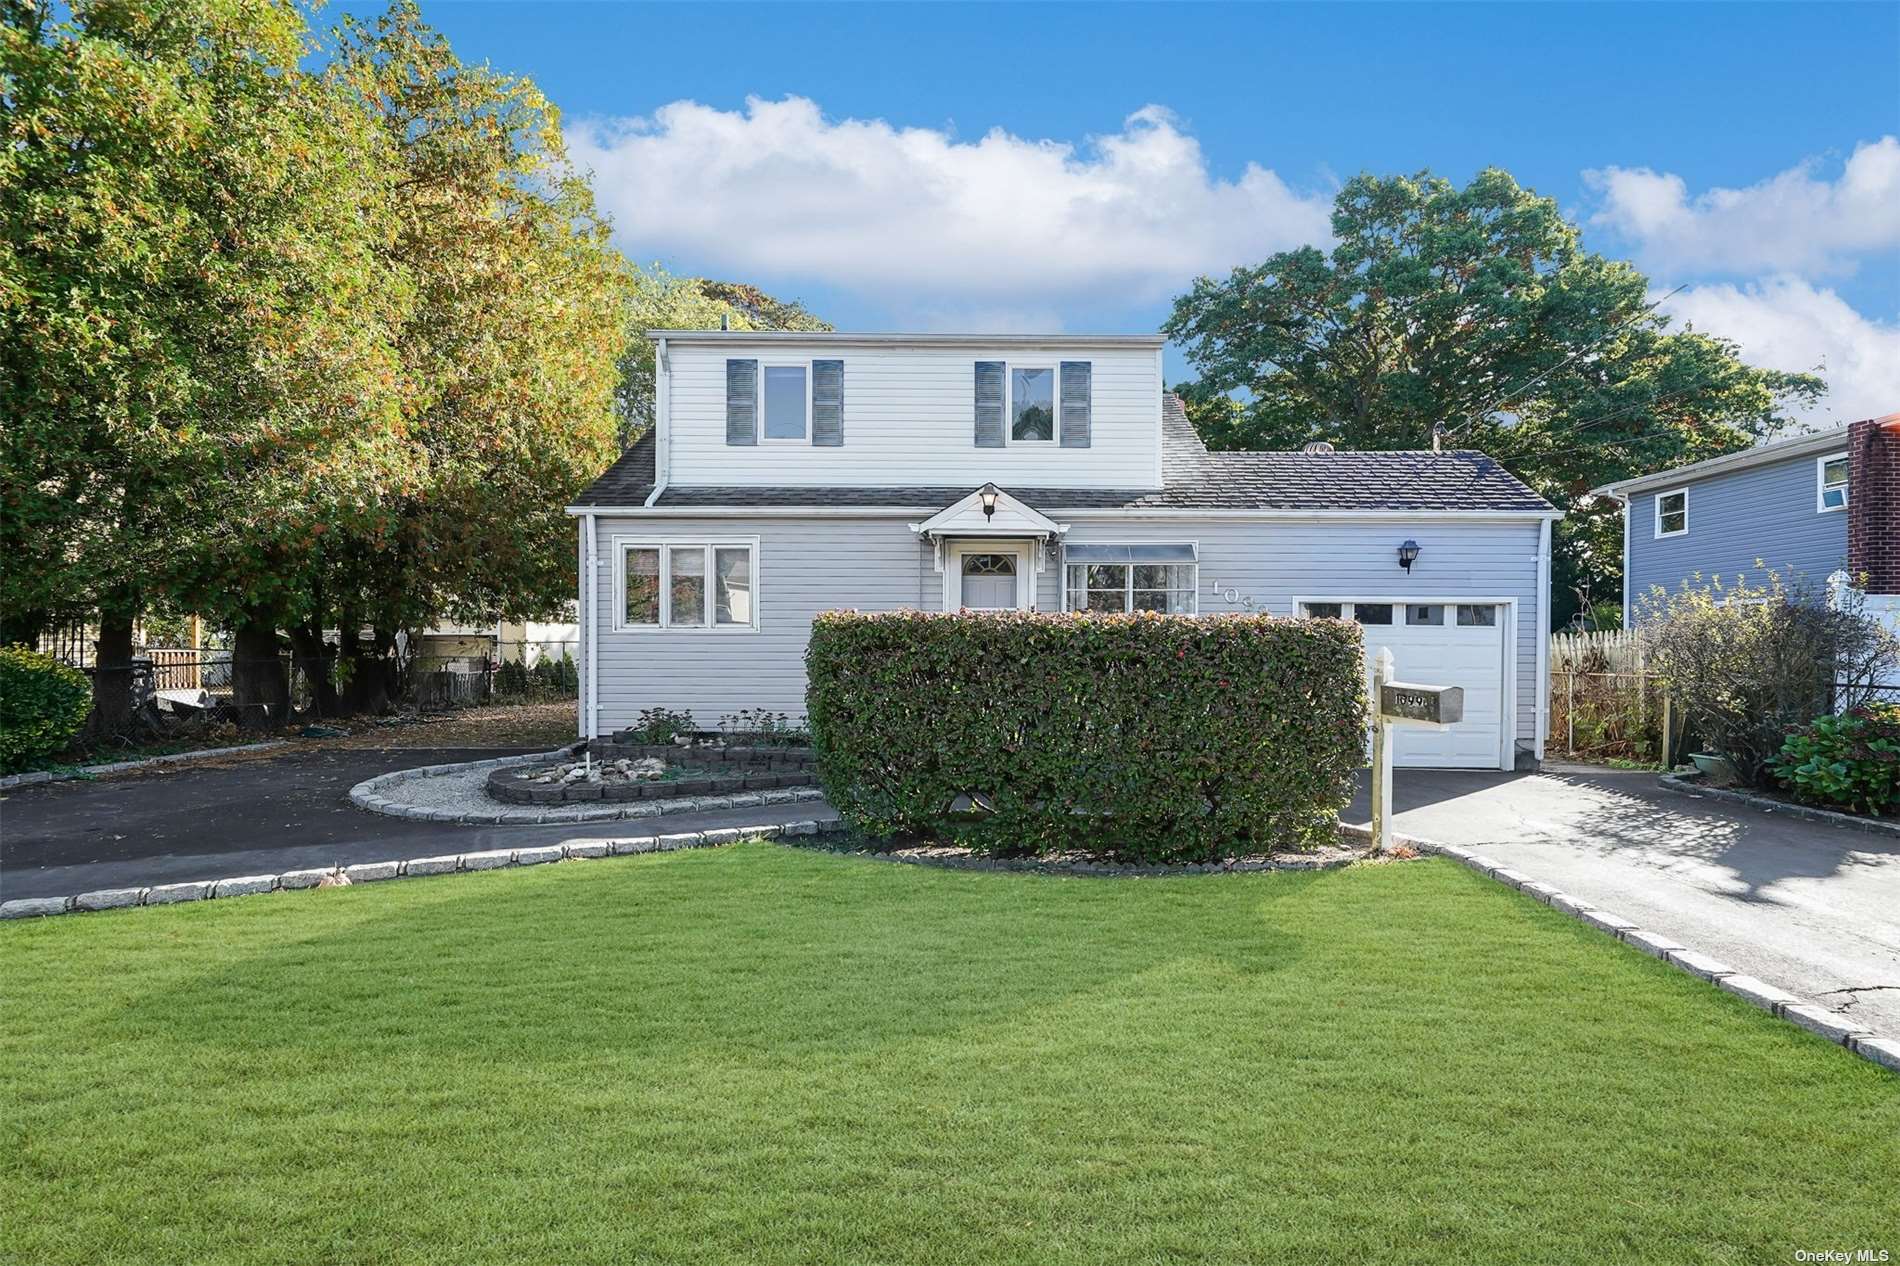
<box><xmin>1</xmin><ymin>0</ymin><xmax>629</xmax><ymax>724</ymax></box>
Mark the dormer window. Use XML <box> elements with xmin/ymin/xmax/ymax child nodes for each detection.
<box><xmin>762</xmin><ymin>364</ymin><xmax>809</xmax><ymax>441</ymax></box>
<box><xmin>1011</xmin><ymin>367</ymin><xmax>1055</xmax><ymax>442</ymax></box>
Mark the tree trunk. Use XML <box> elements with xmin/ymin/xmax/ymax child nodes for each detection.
<box><xmin>336</xmin><ymin>627</ymin><xmax>399</xmax><ymax>716</ymax></box>
<box><xmin>289</xmin><ymin>625</ymin><xmax>339</xmax><ymax>718</ymax></box>
<box><xmin>89</xmin><ymin>605</ymin><xmax>137</xmax><ymax>739</ymax></box>
<box><xmin>231</xmin><ymin>613</ymin><xmax>287</xmax><ymax>730</ymax></box>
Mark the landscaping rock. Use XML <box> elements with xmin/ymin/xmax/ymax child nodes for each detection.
<box><xmin>1718</xmin><ymin>974</ymin><xmax>1802</xmax><ymax>1014</ymax></box>
<box><xmin>343</xmin><ymin>861</ymin><xmax>400</xmax><ymax>883</ymax></box>
<box><xmin>145</xmin><ymin>882</ymin><xmax>212</xmax><ymax>905</ymax></box>
<box><xmin>1621</xmin><ymin>929</ymin><xmax>1686</xmax><ymax>959</ymax></box>
<box><xmin>514</xmin><ymin>846</ymin><xmax>563</xmax><ymax>866</ymax></box>
<box><xmin>73</xmin><ymin>888</ymin><xmax>146</xmax><ymax>912</ymax></box>
<box><xmin>461</xmin><ymin>849</ymin><xmax>513</xmax><ymax>871</ymax></box>
<box><xmin>211</xmin><ymin>875</ymin><xmax>278</xmax><ymax>899</ymax></box>
<box><xmin>405</xmin><ymin>855</ymin><xmax>460</xmax><ymax>877</ymax></box>
<box><xmin>1781</xmin><ymin>1003</ymin><xmax>1873</xmax><ymax>1045</ymax></box>
<box><xmin>1</xmin><ymin>896</ymin><xmax>72</xmax><ymax>919</ymax></box>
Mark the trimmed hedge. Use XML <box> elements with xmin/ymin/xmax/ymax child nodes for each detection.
<box><xmin>0</xmin><ymin>645</ymin><xmax>92</xmax><ymax>773</ymax></box>
<box><xmin>805</xmin><ymin>610</ymin><xmax>1368</xmax><ymax>861</ymax></box>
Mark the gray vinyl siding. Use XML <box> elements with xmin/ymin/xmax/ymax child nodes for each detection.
<box><xmin>587</xmin><ymin>513</ymin><xmax>1544</xmax><ymax>749</ymax></box>
<box><xmin>1626</xmin><ymin>453</ymin><xmax>1847</xmax><ymax>618</ymax></box>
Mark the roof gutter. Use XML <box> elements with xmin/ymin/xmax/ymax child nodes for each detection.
<box><xmin>1587</xmin><ymin>423</ymin><xmax>1856</xmax><ymax>500</ymax></box>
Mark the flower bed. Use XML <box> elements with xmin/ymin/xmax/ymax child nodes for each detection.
<box><xmin>486</xmin><ymin>742</ymin><xmax>817</xmax><ymax>806</ymax></box>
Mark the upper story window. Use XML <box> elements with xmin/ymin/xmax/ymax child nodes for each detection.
<box><xmin>726</xmin><ymin>358</ymin><xmax>843</xmax><ymax>446</ymax></box>
<box><xmin>1011</xmin><ymin>367</ymin><xmax>1055</xmax><ymax>442</ymax></box>
<box><xmin>762</xmin><ymin>365</ymin><xmax>808</xmax><ymax>441</ymax></box>
<box><xmin>975</xmin><ymin>360</ymin><xmax>1091</xmax><ymax>448</ymax></box>
<box><xmin>617</xmin><ymin>539</ymin><xmax>758</xmax><ymax>632</ymax></box>
<box><xmin>1655</xmin><ymin>488</ymin><xmax>1688</xmax><ymax>538</ymax></box>
<box><xmin>1817</xmin><ymin>453</ymin><xmax>1849</xmax><ymax>512</ymax></box>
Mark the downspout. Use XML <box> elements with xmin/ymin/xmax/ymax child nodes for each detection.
<box><xmin>645</xmin><ymin>336</ymin><xmax>669</xmax><ymax>508</ymax></box>
<box><xmin>576</xmin><ymin>516</ymin><xmax>588</xmax><ymax>741</ymax></box>
<box><xmin>1535</xmin><ymin>515</ymin><xmax>1552</xmax><ymax>765</ymax></box>
<box><xmin>583</xmin><ymin>510</ymin><xmax>599</xmax><ymax>743</ymax></box>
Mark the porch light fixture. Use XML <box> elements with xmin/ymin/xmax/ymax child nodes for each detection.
<box><xmin>1397</xmin><ymin>540</ymin><xmax>1421</xmax><ymax>573</ymax></box>
<box><xmin>978</xmin><ymin>482</ymin><xmax>1000</xmax><ymax>522</ymax></box>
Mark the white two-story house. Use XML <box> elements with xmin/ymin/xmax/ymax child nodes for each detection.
<box><xmin>567</xmin><ymin>331</ymin><xmax>1559</xmax><ymax>769</ymax></box>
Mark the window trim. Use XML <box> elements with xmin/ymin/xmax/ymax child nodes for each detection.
<box><xmin>1061</xmin><ymin>543</ymin><xmax>1200</xmax><ymax>614</ymax></box>
<box><xmin>758</xmin><ymin>359</ymin><xmax>814</xmax><ymax>444</ymax></box>
<box><xmin>1654</xmin><ymin>487</ymin><xmax>1689</xmax><ymax>539</ymax></box>
<box><xmin>612</xmin><ymin>536</ymin><xmax>761</xmax><ymax>633</ymax></box>
<box><xmin>1006</xmin><ymin>363</ymin><xmax>1058</xmax><ymax>446</ymax></box>
<box><xmin>1816</xmin><ymin>451</ymin><xmax>1849</xmax><ymax>513</ymax></box>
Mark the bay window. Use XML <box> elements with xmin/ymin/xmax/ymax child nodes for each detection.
<box><xmin>1064</xmin><ymin>544</ymin><xmax>1198</xmax><ymax>614</ymax></box>
<box><xmin>617</xmin><ymin>539</ymin><xmax>758</xmax><ymax>630</ymax></box>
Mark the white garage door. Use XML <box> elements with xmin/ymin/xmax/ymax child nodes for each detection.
<box><xmin>1302</xmin><ymin>600</ymin><xmax>1509</xmax><ymax>770</ymax></box>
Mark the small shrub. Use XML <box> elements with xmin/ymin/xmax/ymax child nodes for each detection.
<box><xmin>717</xmin><ymin>707</ymin><xmax>808</xmax><ymax>747</ymax></box>
<box><xmin>628</xmin><ymin>706</ymin><xmax>695</xmax><ymax>745</ymax></box>
<box><xmin>1637</xmin><ymin>569</ymin><xmax>1900</xmax><ymax>787</ymax></box>
<box><xmin>805</xmin><ymin>610</ymin><xmax>1368</xmax><ymax>861</ymax></box>
<box><xmin>0</xmin><ymin>645</ymin><xmax>93</xmax><ymax>772</ymax></box>
<box><xmin>1770</xmin><ymin>703</ymin><xmax>1900</xmax><ymax>817</ymax></box>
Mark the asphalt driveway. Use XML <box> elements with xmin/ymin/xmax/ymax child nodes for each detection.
<box><xmin>0</xmin><ymin>746</ymin><xmax>835</xmax><ymax>902</ymax></box>
<box><xmin>1345</xmin><ymin>767</ymin><xmax>1900</xmax><ymax>1038</ymax></box>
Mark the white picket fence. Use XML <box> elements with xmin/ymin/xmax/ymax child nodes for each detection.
<box><xmin>1548</xmin><ymin>630</ymin><xmax>1645</xmax><ymax>673</ymax></box>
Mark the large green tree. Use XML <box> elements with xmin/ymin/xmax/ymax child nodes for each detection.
<box><xmin>309</xmin><ymin>2</ymin><xmax>629</xmax><ymax>710</ymax></box>
<box><xmin>1164</xmin><ymin>169</ymin><xmax>1824</xmax><ymax>627</ymax></box>
<box><xmin>614</xmin><ymin>267</ymin><xmax>830</xmax><ymax>447</ymax></box>
<box><xmin>1</xmin><ymin>0</ymin><xmax>405</xmax><ymax>727</ymax></box>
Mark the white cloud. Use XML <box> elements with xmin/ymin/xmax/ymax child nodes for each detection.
<box><xmin>569</xmin><ymin>97</ymin><xmax>1334</xmax><ymax>312</ymax></box>
<box><xmin>1662</xmin><ymin>277</ymin><xmax>1900</xmax><ymax>427</ymax></box>
<box><xmin>1586</xmin><ymin>137</ymin><xmax>1900</xmax><ymax>278</ymax></box>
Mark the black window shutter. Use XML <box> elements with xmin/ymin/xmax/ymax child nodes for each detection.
<box><xmin>1060</xmin><ymin>361</ymin><xmax>1092</xmax><ymax>448</ymax></box>
<box><xmin>812</xmin><ymin>359</ymin><xmax>844</xmax><ymax>446</ymax></box>
<box><xmin>974</xmin><ymin>361</ymin><xmax>1004</xmax><ymax>448</ymax></box>
<box><xmin>725</xmin><ymin>359</ymin><xmax>758</xmax><ymax>445</ymax></box>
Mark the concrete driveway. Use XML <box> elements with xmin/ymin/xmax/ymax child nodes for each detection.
<box><xmin>1346</xmin><ymin>767</ymin><xmax>1900</xmax><ymax>1037</ymax></box>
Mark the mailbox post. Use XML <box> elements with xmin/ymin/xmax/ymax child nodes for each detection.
<box><xmin>1369</xmin><ymin>648</ymin><xmax>1464</xmax><ymax>853</ymax></box>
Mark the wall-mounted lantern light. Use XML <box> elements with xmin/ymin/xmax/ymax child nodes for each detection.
<box><xmin>978</xmin><ymin>482</ymin><xmax>1000</xmax><ymax>522</ymax></box>
<box><xmin>1397</xmin><ymin>539</ymin><xmax>1421</xmax><ymax>573</ymax></box>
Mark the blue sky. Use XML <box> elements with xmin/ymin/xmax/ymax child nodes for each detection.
<box><xmin>357</xmin><ymin>2</ymin><xmax>1899</xmax><ymax>423</ymax></box>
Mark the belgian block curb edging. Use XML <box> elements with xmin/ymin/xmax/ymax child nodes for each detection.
<box><xmin>1657</xmin><ymin>773</ymin><xmax>1900</xmax><ymax>840</ymax></box>
<box><xmin>0</xmin><ymin>818</ymin><xmax>854</xmax><ymax>924</ymax></box>
<box><xmin>0</xmin><ymin>741</ymin><xmax>291</xmax><ymax>792</ymax></box>
<box><xmin>1397</xmin><ymin>828</ymin><xmax>1898</xmax><ymax>1075</ymax></box>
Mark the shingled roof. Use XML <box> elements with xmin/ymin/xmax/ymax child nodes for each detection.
<box><xmin>571</xmin><ymin>395</ymin><xmax>1553</xmax><ymax>514</ymax></box>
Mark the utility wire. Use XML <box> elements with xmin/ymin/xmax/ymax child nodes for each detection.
<box><xmin>1442</xmin><ymin>285</ymin><xmax>1686</xmax><ymax>440</ymax></box>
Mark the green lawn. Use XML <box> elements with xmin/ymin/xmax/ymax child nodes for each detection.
<box><xmin>3</xmin><ymin>846</ymin><xmax>1894</xmax><ymax>1264</ymax></box>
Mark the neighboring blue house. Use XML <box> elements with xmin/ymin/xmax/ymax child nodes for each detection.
<box><xmin>1592</xmin><ymin>425</ymin><xmax>1852</xmax><ymax>625</ymax></box>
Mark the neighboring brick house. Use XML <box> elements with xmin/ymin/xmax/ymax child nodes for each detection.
<box><xmin>1846</xmin><ymin>413</ymin><xmax>1900</xmax><ymax>633</ymax></box>
<box><xmin>1591</xmin><ymin>412</ymin><xmax>1900</xmax><ymax>628</ymax></box>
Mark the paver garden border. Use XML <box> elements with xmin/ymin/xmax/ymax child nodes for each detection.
<box><xmin>0</xmin><ymin>741</ymin><xmax>290</xmax><ymax>792</ymax></box>
<box><xmin>349</xmin><ymin>745</ymin><xmax>824</xmax><ymax>823</ymax></box>
<box><xmin>1658</xmin><ymin>772</ymin><xmax>1900</xmax><ymax>840</ymax></box>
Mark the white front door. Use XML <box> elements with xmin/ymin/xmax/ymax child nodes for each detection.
<box><xmin>949</xmin><ymin>543</ymin><xmax>1032</xmax><ymax>610</ymax></box>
